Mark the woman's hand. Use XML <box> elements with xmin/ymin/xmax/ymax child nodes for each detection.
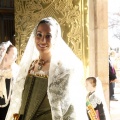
<box><xmin>13</xmin><ymin>113</ymin><xmax>20</xmax><ymax>120</ymax></box>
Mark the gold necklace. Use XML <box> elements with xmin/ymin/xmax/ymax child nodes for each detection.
<box><xmin>38</xmin><ymin>59</ymin><xmax>49</xmax><ymax>70</ymax></box>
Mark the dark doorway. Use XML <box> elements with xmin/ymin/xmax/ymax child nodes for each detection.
<box><xmin>0</xmin><ymin>0</ymin><xmax>15</xmax><ymax>45</ymax></box>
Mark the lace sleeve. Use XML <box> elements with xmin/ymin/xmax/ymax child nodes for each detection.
<box><xmin>49</xmin><ymin>67</ymin><xmax>71</xmax><ymax>119</ymax></box>
<box><xmin>48</xmin><ymin>60</ymin><xmax>88</xmax><ymax>120</ymax></box>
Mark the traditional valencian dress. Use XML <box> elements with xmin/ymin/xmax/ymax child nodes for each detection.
<box><xmin>86</xmin><ymin>91</ymin><xmax>106</xmax><ymax>120</ymax></box>
<box><xmin>0</xmin><ymin>69</ymin><xmax>13</xmax><ymax>120</ymax></box>
<box><xmin>18</xmin><ymin>58</ymin><xmax>83</xmax><ymax>120</ymax></box>
<box><xmin>18</xmin><ymin>60</ymin><xmax>52</xmax><ymax>120</ymax></box>
<box><xmin>5</xmin><ymin>17</ymin><xmax>88</xmax><ymax>120</ymax></box>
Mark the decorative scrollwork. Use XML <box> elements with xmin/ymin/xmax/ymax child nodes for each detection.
<box><xmin>15</xmin><ymin>0</ymin><xmax>88</xmax><ymax>72</ymax></box>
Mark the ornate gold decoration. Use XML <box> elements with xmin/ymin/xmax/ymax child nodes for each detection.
<box><xmin>38</xmin><ymin>59</ymin><xmax>50</xmax><ymax>70</ymax></box>
<box><xmin>14</xmin><ymin>0</ymin><xmax>88</xmax><ymax>77</ymax></box>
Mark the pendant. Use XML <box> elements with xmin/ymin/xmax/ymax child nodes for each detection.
<box><xmin>38</xmin><ymin>65</ymin><xmax>42</xmax><ymax>70</ymax></box>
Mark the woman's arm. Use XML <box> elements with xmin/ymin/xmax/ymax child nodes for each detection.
<box><xmin>48</xmin><ymin>65</ymin><xmax>71</xmax><ymax>120</ymax></box>
<box><xmin>48</xmin><ymin>62</ymin><xmax>88</xmax><ymax>120</ymax></box>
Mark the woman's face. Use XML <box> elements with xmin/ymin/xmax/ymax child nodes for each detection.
<box><xmin>35</xmin><ymin>23</ymin><xmax>56</xmax><ymax>54</ymax></box>
<box><xmin>5</xmin><ymin>47</ymin><xmax>17</xmax><ymax>65</ymax></box>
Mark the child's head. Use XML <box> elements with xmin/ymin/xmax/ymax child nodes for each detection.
<box><xmin>86</xmin><ymin>77</ymin><xmax>96</xmax><ymax>92</ymax></box>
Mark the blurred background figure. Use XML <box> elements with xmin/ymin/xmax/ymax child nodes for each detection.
<box><xmin>109</xmin><ymin>50</ymin><xmax>118</xmax><ymax>101</ymax></box>
<box><xmin>0</xmin><ymin>41</ymin><xmax>19</xmax><ymax>120</ymax></box>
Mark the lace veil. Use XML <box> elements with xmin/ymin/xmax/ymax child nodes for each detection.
<box><xmin>6</xmin><ymin>17</ymin><xmax>88</xmax><ymax>120</ymax></box>
<box><xmin>0</xmin><ymin>41</ymin><xmax>19</xmax><ymax>80</ymax></box>
<box><xmin>95</xmin><ymin>77</ymin><xmax>111</xmax><ymax>120</ymax></box>
<box><xmin>0</xmin><ymin>41</ymin><xmax>12</xmax><ymax>64</ymax></box>
<box><xmin>0</xmin><ymin>41</ymin><xmax>19</xmax><ymax>107</ymax></box>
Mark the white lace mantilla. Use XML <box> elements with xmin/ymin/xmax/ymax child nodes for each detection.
<box><xmin>89</xmin><ymin>92</ymin><xmax>102</xmax><ymax>108</ymax></box>
<box><xmin>6</xmin><ymin>60</ymin><xmax>88</xmax><ymax>120</ymax></box>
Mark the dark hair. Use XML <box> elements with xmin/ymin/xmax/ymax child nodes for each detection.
<box><xmin>86</xmin><ymin>77</ymin><xmax>96</xmax><ymax>87</ymax></box>
<box><xmin>6</xmin><ymin>45</ymin><xmax>15</xmax><ymax>54</ymax></box>
<box><xmin>38</xmin><ymin>20</ymin><xmax>52</xmax><ymax>26</ymax></box>
<box><xmin>35</xmin><ymin>19</ymin><xmax>53</xmax><ymax>34</ymax></box>
<box><xmin>35</xmin><ymin>18</ymin><xmax>58</xmax><ymax>35</ymax></box>
<box><xmin>34</xmin><ymin>18</ymin><xmax>60</xmax><ymax>42</ymax></box>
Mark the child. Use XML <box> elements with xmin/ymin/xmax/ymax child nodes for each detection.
<box><xmin>86</xmin><ymin>77</ymin><xmax>106</xmax><ymax>120</ymax></box>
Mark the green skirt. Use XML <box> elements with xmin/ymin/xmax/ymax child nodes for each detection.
<box><xmin>19</xmin><ymin>75</ymin><xmax>52</xmax><ymax>120</ymax></box>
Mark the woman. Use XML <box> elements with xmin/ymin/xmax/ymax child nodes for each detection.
<box><xmin>6</xmin><ymin>17</ymin><xmax>88</xmax><ymax>120</ymax></box>
<box><xmin>86</xmin><ymin>77</ymin><xmax>111</xmax><ymax>120</ymax></box>
<box><xmin>0</xmin><ymin>41</ymin><xmax>19</xmax><ymax>120</ymax></box>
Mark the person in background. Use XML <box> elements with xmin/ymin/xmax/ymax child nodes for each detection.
<box><xmin>109</xmin><ymin>50</ymin><xmax>118</xmax><ymax>101</ymax></box>
<box><xmin>0</xmin><ymin>41</ymin><xmax>19</xmax><ymax>120</ymax></box>
<box><xmin>6</xmin><ymin>17</ymin><xmax>88</xmax><ymax>120</ymax></box>
<box><xmin>86</xmin><ymin>77</ymin><xmax>106</xmax><ymax>120</ymax></box>
<box><xmin>113</xmin><ymin>53</ymin><xmax>120</xmax><ymax>79</ymax></box>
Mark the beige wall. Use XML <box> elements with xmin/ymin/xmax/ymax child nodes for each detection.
<box><xmin>89</xmin><ymin>0</ymin><xmax>109</xmax><ymax>108</ymax></box>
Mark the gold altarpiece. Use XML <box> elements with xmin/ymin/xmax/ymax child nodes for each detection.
<box><xmin>14</xmin><ymin>0</ymin><xmax>88</xmax><ymax>78</ymax></box>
